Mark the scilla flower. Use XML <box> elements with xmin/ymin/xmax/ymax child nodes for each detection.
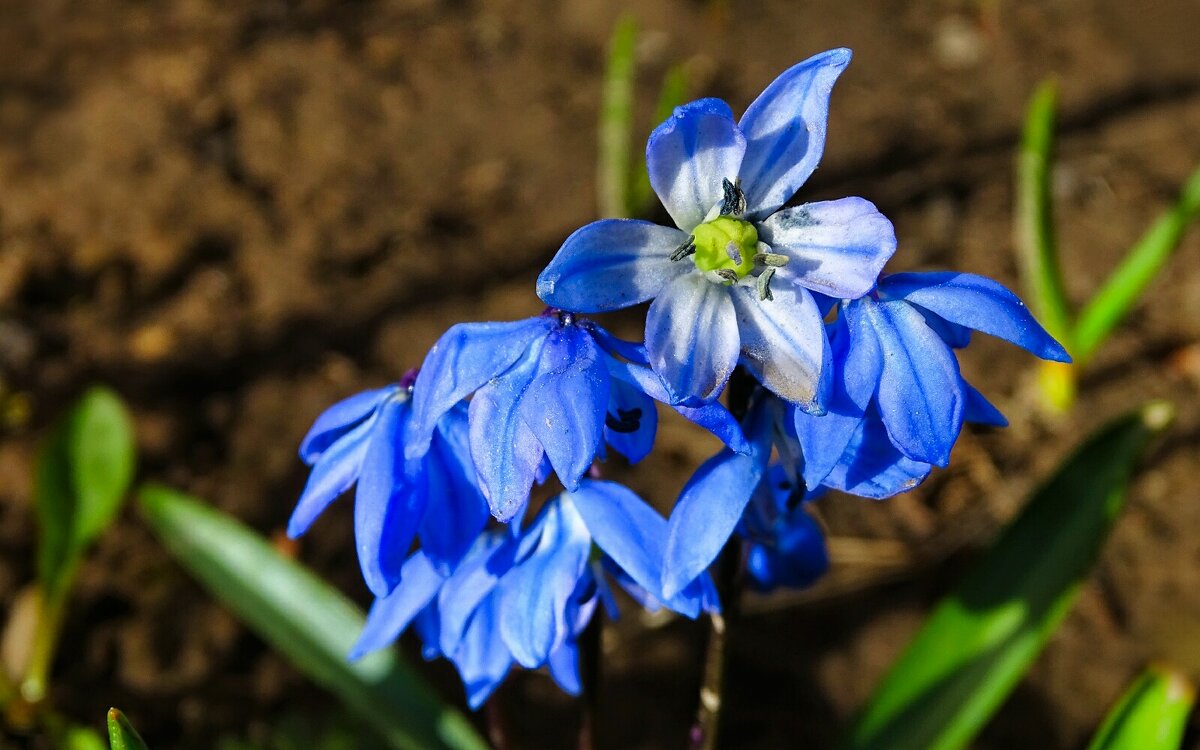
<box><xmin>741</xmin><ymin>466</ymin><xmax>829</xmax><ymax>593</ymax></box>
<box><xmin>408</xmin><ymin>310</ymin><xmax>748</xmax><ymax>521</ymax></box>
<box><xmin>794</xmin><ymin>272</ymin><xmax>1070</xmax><ymax>497</ymax></box>
<box><xmin>351</xmin><ymin>481</ymin><xmax>716</xmax><ymax>708</ymax></box>
<box><xmin>537</xmin><ymin>48</ymin><xmax>896</xmax><ymax>409</ymax></box>
<box><xmin>289</xmin><ymin>375</ymin><xmax>489</xmax><ymax>596</ymax></box>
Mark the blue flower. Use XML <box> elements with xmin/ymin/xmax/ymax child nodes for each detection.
<box><xmin>537</xmin><ymin>49</ymin><xmax>896</xmax><ymax>409</ymax></box>
<box><xmin>741</xmin><ymin>466</ymin><xmax>829</xmax><ymax>593</ymax></box>
<box><xmin>407</xmin><ymin>311</ymin><xmax>749</xmax><ymax>521</ymax></box>
<box><xmin>794</xmin><ymin>272</ymin><xmax>1071</xmax><ymax>498</ymax></box>
<box><xmin>350</xmin><ymin>480</ymin><xmax>717</xmax><ymax>708</ymax></box>
<box><xmin>289</xmin><ymin>376</ymin><xmax>489</xmax><ymax>596</ymax></box>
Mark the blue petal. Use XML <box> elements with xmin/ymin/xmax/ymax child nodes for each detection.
<box><xmin>436</xmin><ymin>534</ymin><xmax>513</xmax><ymax>657</ymax></box>
<box><xmin>468</xmin><ymin>340</ymin><xmax>548</xmax><ymax>521</ymax></box>
<box><xmin>662</xmin><ymin>403</ymin><xmax>773</xmax><ymax>599</ymax></box>
<box><xmin>823</xmin><ymin>411</ymin><xmax>932</xmax><ymax>498</ymax></box>
<box><xmin>919</xmin><ymin>309</ymin><xmax>973</xmax><ymax>349</ymax></box>
<box><xmin>450</xmin><ymin>593</ymin><xmax>514</xmax><ymax>710</ymax></box>
<box><xmin>607</xmin><ymin>358</ymin><xmax>749</xmax><ymax>454</ymax></box>
<box><xmin>547</xmin><ymin>640</ymin><xmax>582</xmax><ymax>697</ymax></box>
<box><xmin>567</xmin><ymin>480</ymin><xmax>698</xmax><ymax>615</ymax></box>
<box><xmin>587</xmin><ymin>323</ymin><xmax>650</xmax><ymax>365</ymax></box>
<box><xmin>646</xmin><ymin>98</ymin><xmax>748</xmax><ymax>232</ymax></box>
<box><xmin>519</xmin><ymin>326</ymin><xmax>609</xmax><ymax>491</ymax></box>
<box><xmin>759</xmin><ymin>198</ymin><xmax>896</xmax><ymax>299</ymax></box>
<box><xmin>498</xmin><ymin>498</ymin><xmax>592</xmax><ymax>668</ymax></box>
<box><xmin>794</xmin><ymin>308</ymin><xmax>882</xmax><ymax>488</ymax></box>
<box><xmin>355</xmin><ymin>398</ymin><xmax>421</xmax><ymax>597</ymax></box>
<box><xmin>738</xmin><ymin>48</ymin><xmax>853</xmax><ymax>219</ymax></box>
<box><xmin>860</xmin><ymin>298</ymin><xmax>964</xmax><ymax>467</ymax></box>
<box><xmin>646</xmin><ymin>273</ymin><xmax>740</xmax><ymax>406</ymax></box>
<box><xmin>879</xmin><ymin>272</ymin><xmax>1071</xmax><ymax>362</ymax></box>
<box><xmin>963</xmin><ymin>380</ymin><xmax>1008</xmax><ymax>427</ymax></box>
<box><xmin>350</xmin><ymin>551</ymin><xmax>443</xmax><ymax>660</ymax></box>
<box><xmin>408</xmin><ymin>317</ymin><xmax>554</xmax><ymax>463</ymax></box>
<box><xmin>729</xmin><ymin>278</ymin><xmax>827</xmax><ymax>410</ymax></box>
<box><xmin>536</xmin><ymin>220</ymin><xmax>689</xmax><ymax>313</ymax></box>
<box><xmin>603</xmin><ymin>364</ymin><xmax>659</xmax><ymax>464</ymax></box>
<box><xmin>299</xmin><ymin>386</ymin><xmax>392</xmax><ymax>463</ymax></box>
<box><xmin>418</xmin><ymin>404</ymin><xmax>490</xmax><ymax>574</ymax></box>
<box><xmin>287</xmin><ymin>415</ymin><xmax>375</xmax><ymax>538</ymax></box>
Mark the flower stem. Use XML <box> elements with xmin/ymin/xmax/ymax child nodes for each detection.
<box><xmin>578</xmin><ymin>609</ymin><xmax>603</xmax><ymax>750</ymax></box>
<box><xmin>689</xmin><ymin>368</ymin><xmax>754</xmax><ymax>750</ymax></box>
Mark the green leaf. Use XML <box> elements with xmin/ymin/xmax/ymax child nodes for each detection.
<box><xmin>107</xmin><ymin>709</ymin><xmax>150</xmax><ymax>750</ymax></box>
<box><xmin>137</xmin><ymin>485</ymin><xmax>488</xmax><ymax>750</ymax></box>
<box><xmin>597</xmin><ymin>13</ymin><xmax>638</xmax><ymax>219</ymax></box>
<box><xmin>844</xmin><ymin>401</ymin><xmax>1174</xmax><ymax>750</ymax></box>
<box><xmin>34</xmin><ymin>387</ymin><xmax>136</xmax><ymax>596</ymax></box>
<box><xmin>1014</xmin><ymin>78</ymin><xmax>1073</xmax><ymax>349</ymax></box>
<box><xmin>64</xmin><ymin>726</ymin><xmax>109</xmax><ymax>750</ymax></box>
<box><xmin>630</xmin><ymin>63</ymin><xmax>689</xmax><ymax>215</ymax></box>
<box><xmin>1074</xmin><ymin>162</ymin><xmax>1200</xmax><ymax>364</ymax></box>
<box><xmin>1087</xmin><ymin>664</ymin><xmax>1195</xmax><ymax>750</ymax></box>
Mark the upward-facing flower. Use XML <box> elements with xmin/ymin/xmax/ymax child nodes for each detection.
<box><xmin>407</xmin><ymin>310</ymin><xmax>749</xmax><ymax>521</ymax></box>
<box><xmin>537</xmin><ymin>48</ymin><xmax>896</xmax><ymax>409</ymax></box>
<box><xmin>289</xmin><ymin>376</ymin><xmax>488</xmax><ymax>596</ymax></box>
<box><xmin>794</xmin><ymin>272</ymin><xmax>1071</xmax><ymax>497</ymax></box>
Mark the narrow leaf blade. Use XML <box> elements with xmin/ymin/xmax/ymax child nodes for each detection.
<box><xmin>137</xmin><ymin>485</ymin><xmax>487</xmax><ymax>750</ymax></box>
<box><xmin>597</xmin><ymin>13</ymin><xmax>638</xmax><ymax>218</ymax></box>
<box><xmin>107</xmin><ymin>709</ymin><xmax>150</xmax><ymax>750</ymax></box>
<box><xmin>1013</xmin><ymin>78</ymin><xmax>1073</xmax><ymax>348</ymax></box>
<box><xmin>33</xmin><ymin>419</ymin><xmax>75</xmax><ymax>596</ymax></box>
<box><xmin>1086</xmin><ymin>664</ymin><xmax>1195</xmax><ymax>750</ymax></box>
<box><xmin>70</xmin><ymin>387</ymin><xmax>136</xmax><ymax>549</ymax></box>
<box><xmin>1074</xmin><ymin>163</ymin><xmax>1200</xmax><ymax>363</ymax></box>
<box><xmin>845</xmin><ymin>401</ymin><xmax>1173</xmax><ymax>750</ymax></box>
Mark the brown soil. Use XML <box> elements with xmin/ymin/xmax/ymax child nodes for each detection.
<box><xmin>1</xmin><ymin>1</ymin><xmax>1199</xmax><ymax>748</ymax></box>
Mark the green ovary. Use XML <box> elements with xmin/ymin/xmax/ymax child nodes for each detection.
<box><xmin>692</xmin><ymin>217</ymin><xmax>758</xmax><ymax>279</ymax></box>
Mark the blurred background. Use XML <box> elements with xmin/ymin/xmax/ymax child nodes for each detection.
<box><xmin>0</xmin><ymin>1</ymin><xmax>1198</xmax><ymax>748</ymax></box>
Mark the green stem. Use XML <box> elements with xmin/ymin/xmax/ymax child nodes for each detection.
<box><xmin>20</xmin><ymin>575</ymin><xmax>74</xmax><ymax>707</ymax></box>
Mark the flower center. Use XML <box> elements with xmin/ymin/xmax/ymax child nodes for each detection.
<box><xmin>691</xmin><ymin>217</ymin><xmax>758</xmax><ymax>280</ymax></box>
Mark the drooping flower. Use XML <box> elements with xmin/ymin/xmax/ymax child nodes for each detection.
<box><xmin>407</xmin><ymin>310</ymin><xmax>749</xmax><ymax>521</ymax></box>
<box><xmin>351</xmin><ymin>480</ymin><xmax>717</xmax><ymax>708</ymax></box>
<box><xmin>289</xmin><ymin>375</ymin><xmax>488</xmax><ymax>596</ymax></box>
<box><xmin>741</xmin><ymin>466</ymin><xmax>829</xmax><ymax>593</ymax></box>
<box><xmin>794</xmin><ymin>272</ymin><xmax>1071</xmax><ymax>497</ymax></box>
<box><xmin>537</xmin><ymin>48</ymin><xmax>896</xmax><ymax>409</ymax></box>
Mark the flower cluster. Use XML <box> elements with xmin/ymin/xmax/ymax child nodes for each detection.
<box><xmin>289</xmin><ymin>48</ymin><xmax>1069</xmax><ymax>707</ymax></box>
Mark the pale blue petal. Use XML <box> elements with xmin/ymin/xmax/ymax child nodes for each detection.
<box><xmin>864</xmin><ymin>298</ymin><xmax>964</xmax><ymax>466</ymax></box>
<box><xmin>350</xmin><ymin>551</ymin><xmax>443</xmax><ymax>660</ymax></box>
<box><xmin>299</xmin><ymin>386</ymin><xmax>392</xmax><ymax>463</ymax></box>
<box><xmin>418</xmin><ymin>404</ymin><xmax>489</xmax><ymax>574</ymax></box>
<box><xmin>963</xmin><ymin>380</ymin><xmax>1008</xmax><ymax>427</ymax></box>
<box><xmin>607</xmin><ymin>358</ymin><xmax>749</xmax><ymax>454</ymax></box>
<box><xmin>519</xmin><ymin>327</ymin><xmax>609</xmax><ymax>491</ymax></box>
<box><xmin>468</xmin><ymin>340</ymin><xmax>548</xmax><ymax>521</ymax></box>
<box><xmin>738</xmin><ymin>48</ymin><xmax>852</xmax><ymax>219</ymax></box>
<box><xmin>436</xmin><ymin>534</ymin><xmax>512</xmax><ymax>656</ymax></box>
<box><xmin>408</xmin><ymin>317</ymin><xmax>553</xmax><ymax>462</ymax></box>
<box><xmin>880</xmin><ymin>272</ymin><xmax>1071</xmax><ymax>362</ymax></box>
<box><xmin>646</xmin><ymin>273</ymin><xmax>740</xmax><ymax>406</ymax></box>
<box><xmin>537</xmin><ymin>220</ymin><xmax>689</xmax><ymax>313</ymax></box>
<box><xmin>498</xmin><ymin>498</ymin><xmax>592</xmax><ymax>668</ymax></box>
<box><xmin>760</xmin><ymin>198</ymin><xmax>896</xmax><ymax>299</ymax></box>
<box><xmin>823</xmin><ymin>411</ymin><xmax>932</xmax><ymax>498</ymax></box>
<box><xmin>647</xmin><ymin>98</ymin><xmax>748</xmax><ymax>232</ymax></box>
<box><xmin>355</xmin><ymin>398</ymin><xmax>420</xmax><ymax>597</ymax></box>
<box><xmin>603</xmin><ymin>365</ymin><xmax>658</xmax><ymax>464</ymax></box>
<box><xmin>729</xmin><ymin>279</ymin><xmax>826</xmax><ymax>410</ymax></box>
<box><xmin>547</xmin><ymin>640</ymin><xmax>582</xmax><ymax>697</ymax></box>
<box><xmin>287</xmin><ymin>415</ymin><xmax>374</xmax><ymax>538</ymax></box>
